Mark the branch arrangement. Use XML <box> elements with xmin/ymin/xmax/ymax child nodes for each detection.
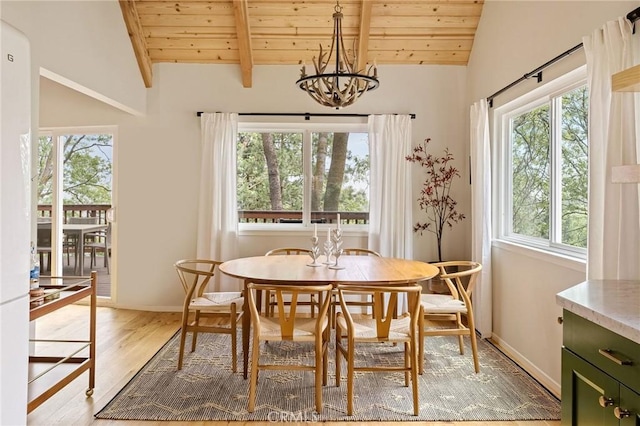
<box><xmin>406</xmin><ymin>138</ymin><xmax>466</xmax><ymax>262</ymax></box>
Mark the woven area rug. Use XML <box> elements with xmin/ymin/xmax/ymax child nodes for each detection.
<box><xmin>96</xmin><ymin>331</ymin><xmax>560</xmax><ymax>422</ymax></box>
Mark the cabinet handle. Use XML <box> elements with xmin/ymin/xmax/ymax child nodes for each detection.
<box><xmin>614</xmin><ymin>407</ymin><xmax>631</xmax><ymax>419</ymax></box>
<box><xmin>557</xmin><ymin>316</ymin><xmax>563</xmax><ymax>324</ymax></box>
<box><xmin>598</xmin><ymin>349</ymin><xmax>633</xmax><ymax>366</ymax></box>
<box><xmin>599</xmin><ymin>396</ymin><xmax>614</xmax><ymax>407</ymax></box>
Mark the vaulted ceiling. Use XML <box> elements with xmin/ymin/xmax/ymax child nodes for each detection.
<box><xmin>118</xmin><ymin>0</ymin><xmax>484</xmax><ymax>88</ymax></box>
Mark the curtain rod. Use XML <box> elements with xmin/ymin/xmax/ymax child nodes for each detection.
<box><xmin>487</xmin><ymin>5</ymin><xmax>640</xmax><ymax>108</ymax></box>
<box><xmin>196</xmin><ymin>112</ymin><xmax>416</xmax><ymax>120</ymax></box>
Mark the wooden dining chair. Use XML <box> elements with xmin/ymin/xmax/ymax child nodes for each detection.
<box><xmin>335</xmin><ymin>284</ymin><xmax>422</xmax><ymax>416</ymax></box>
<box><xmin>342</xmin><ymin>248</ymin><xmax>381</xmax><ymax>256</ymax></box>
<box><xmin>418</xmin><ymin>261</ymin><xmax>483</xmax><ymax>374</ymax></box>
<box><xmin>329</xmin><ymin>248</ymin><xmax>381</xmax><ymax>328</ymax></box>
<box><xmin>174</xmin><ymin>259</ymin><xmax>244</xmax><ymax>372</ymax></box>
<box><xmin>246</xmin><ymin>282</ymin><xmax>333</xmax><ymax>413</ymax></box>
<box><xmin>264</xmin><ymin>247</ymin><xmax>318</xmax><ymax>317</ymax></box>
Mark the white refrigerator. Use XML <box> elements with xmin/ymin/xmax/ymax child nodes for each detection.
<box><xmin>0</xmin><ymin>19</ymin><xmax>31</xmax><ymax>425</ymax></box>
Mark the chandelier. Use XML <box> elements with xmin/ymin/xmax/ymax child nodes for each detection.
<box><xmin>296</xmin><ymin>1</ymin><xmax>379</xmax><ymax>109</ymax></box>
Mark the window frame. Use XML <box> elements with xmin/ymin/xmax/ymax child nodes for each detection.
<box><xmin>493</xmin><ymin>66</ymin><xmax>588</xmax><ymax>260</ymax></box>
<box><xmin>237</xmin><ymin>121</ymin><xmax>370</xmax><ymax>234</ymax></box>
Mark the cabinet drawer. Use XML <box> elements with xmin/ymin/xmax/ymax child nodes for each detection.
<box><xmin>563</xmin><ymin>310</ymin><xmax>640</xmax><ymax>391</ymax></box>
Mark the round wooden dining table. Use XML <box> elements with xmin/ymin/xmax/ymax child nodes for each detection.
<box><xmin>219</xmin><ymin>254</ymin><xmax>439</xmax><ymax>378</ymax></box>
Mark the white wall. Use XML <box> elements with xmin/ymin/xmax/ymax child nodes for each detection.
<box><xmin>467</xmin><ymin>0</ymin><xmax>640</xmax><ymax>395</ymax></box>
<box><xmin>1</xmin><ymin>0</ymin><xmax>146</xmax><ymax>115</ymax></box>
<box><xmin>39</xmin><ymin>58</ymin><xmax>470</xmax><ymax>310</ymax></box>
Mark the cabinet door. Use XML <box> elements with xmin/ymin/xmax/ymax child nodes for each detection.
<box><xmin>562</xmin><ymin>348</ymin><xmax>619</xmax><ymax>426</ymax></box>
<box><xmin>620</xmin><ymin>385</ymin><xmax>640</xmax><ymax>425</ymax></box>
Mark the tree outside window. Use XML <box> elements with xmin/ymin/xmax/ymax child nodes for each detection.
<box><xmin>38</xmin><ymin>133</ymin><xmax>113</xmax><ymax>205</ymax></box>
<box><xmin>508</xmin><ymin>84</ymin><xmax>588</xmax><ymax>251</ymax></box>
<box><xmin>236</xmin><ymin>129</ymin><xmax>369</xmax><ymax>225</ymax></box>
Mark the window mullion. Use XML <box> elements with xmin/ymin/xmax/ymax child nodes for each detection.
<box><xmin>503</xmin><ymin>115</ymin><xmax>514</xmax><ymax>238</ymax></box>
<box><xmin>550</xmin><ymin>97</ymin><xmax>562</xmax><ymax>245</ymax></box>
<box><xmin>302</xmin><ymin>130</ymin><xmax>312</xmax><ymax>226</ymax></box>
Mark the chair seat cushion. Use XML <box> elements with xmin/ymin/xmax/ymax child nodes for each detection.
<box><xmin>420</xmin><ymin>294</ymin><xmax>467</xmax><ymax>313</ymax></box>
<box><xmin>336</xmin><ymin>316</ymin><xmax>413</xmax><ymax>342</ymax></box>
<box><xmin>190</xmin><ymin>292</ymin><xmax>244</xmax><ymax>311</ymax></box>
<box><xmin>258</xmin><ymin>316</ymin><xmax>328</xmax><ymax>341</ymax></box>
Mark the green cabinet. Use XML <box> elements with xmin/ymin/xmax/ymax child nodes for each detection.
<box><xmin>620</xmin><ymin>386</ymin><xmax>640</xmax><ymax>426</ymax></box>
<box><xmin>561</xmin><ymin>310</ymin><xmax>640</xmax><ymax>425</ymax></box>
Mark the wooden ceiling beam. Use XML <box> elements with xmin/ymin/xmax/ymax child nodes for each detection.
<box><xmin>118</xmin><ymin>0</ymin><xmax>485</xmax><ymax>77</ymax></box>
<box><xmin>357</xmin><ymin>0</ymin><xmax>372</xmax><ymax>73</ymax></box>
<box><xmin>233</xmin><ymin>0</ymin><xmax>254</xmax><ymax>88</ymax></box>
<box><xmin>119</xmin><ymin>0</ymin><xmax>153</xmax><ymax>88</ymax></box>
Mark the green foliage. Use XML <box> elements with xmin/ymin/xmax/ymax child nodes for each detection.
<box><xmin>342</xmin><ymin>148</ymin><xmax>369</xmax><ymax>210</ymax></box>
<box><xmin>560</xmin><ymin>87</ymin><xmax>588</xmax><ymax>248</ymax></box>
<box><xmin>38</xmin><ymin>134</ymin><xmax>112</xmax><ymax>205</ymax></box>
<box><xmin>237</xmin><ymin>132</ymin><xmax>303</xmax><ymax>210</ymax></box>
<box><xmin>313</xmin><ymin>132</ymin><xmax>369</xmax><ymax>212</ymax></box>
<box><xmin>510</xmin><ymin>85</ymin><xmax>588</xmax><ymax>249</ymax></box>
<box><xmin>237</xmin><ymin>131</ymin><xmax>370</xmax><ymax>216</ymax></box>
<box><xmin>339</xmin><ymin>186</ymin><xmax>369</xmax><ymax>211</ymax></box>
<box><xmin>511</xmin><ymin>104</ymin><xmax>550</xmax><ymax>239</ymax></box>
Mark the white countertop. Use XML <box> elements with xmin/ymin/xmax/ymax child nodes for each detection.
<box><xmin>556</xmin><ymin>280</ymin><xmax>640</xmax><ymax>345</ymax></box>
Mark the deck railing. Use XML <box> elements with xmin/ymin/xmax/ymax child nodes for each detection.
<box><xmin>37</xmin><ymin>206</ymin><xmax>370</xmax><ymax>225</ymax></box>
<box><xmin>239</xmin><ymin>211</ymin><xmax>369</xmax><ymax>224</ymax></box>
<box><xmin>38</xmin><ymin>205</ymin><xmax>111</xmax><ymax>224</ymax></box>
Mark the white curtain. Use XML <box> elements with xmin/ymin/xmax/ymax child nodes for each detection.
<box><xmin>583</xmin><ymin>18</ymin><xmax>640</xmax><ymax>280</ymax></box>
<box><xmin>198</xmin><ymin>112</ymin><xmax>241</xmax><ymax>291</ymax></box>
<box><xmin>368</xmin><ymin>114</ymin><xmax>413</xmax><ymax>313</ymax></box>
<box><xmin>367</xmin><ymin>114</ymin><xmax>414</xmax><ymax>259</ymax></box>
<box><xmin>470</xmin><ymin>99</ymin><xmax>493</xmax><ymax>339</ymax></box>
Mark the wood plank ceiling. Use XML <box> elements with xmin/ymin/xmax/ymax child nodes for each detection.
<box><xmin>119</xmin><ymin>0</ymin><xmax>485</xmax><ymax>88</ymax></box>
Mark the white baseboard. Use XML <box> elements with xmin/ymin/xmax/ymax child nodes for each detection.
<box><xmin>489</xmin><ymin>334</ymin><xmax>561</xmax><ymax>399</ymax></box>
<box><xmin>70</xmin><ymin>297</ymin><xmax>181</xmax><ymax>312</ymax></box>
<box><xmin>111</xmin><ymin>303</ymin><xmax>182</xmax><ymax>313</ymax></box>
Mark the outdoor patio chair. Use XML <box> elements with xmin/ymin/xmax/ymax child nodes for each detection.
<box><xmin>67</xmin><ymin>216</ymin><xmax>99</xmax><ymax>269</ymax></box>
<box><xmin>36</xmin><ymin>227</ymin><xmax>52</xmax><ymax>272</ymax></box>
<box><xmin>85</xmin><ymin>222</ymin><xmax>112</xmax><ymax>274</ymax></box>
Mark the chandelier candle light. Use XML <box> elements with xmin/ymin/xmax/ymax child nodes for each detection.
<box><xmin>323</xmin><ymin>227</ymin><xmax>333</xmax><ymax>265</ymax></box>
<box><xmin>296</xmin><ymin>1</ymin><xmax>379</xmax><ymax>109</ymax></box>
<box><xmin>329</xmin><ymin>225</ymin><xmax>345</xmax><ymax>270</ymax></box>
<box><xmin>308</xmin><ymin>224</ymin><xmax>322</xmax><ymax>267</ymax></box>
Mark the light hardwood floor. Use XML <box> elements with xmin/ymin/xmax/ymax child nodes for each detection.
<box><xmin>26</xmin><ymin>305</ymin><xmax>561</xmax><ymax>426</ymax></box>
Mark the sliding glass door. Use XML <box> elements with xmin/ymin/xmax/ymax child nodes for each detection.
<box><xmin>37</xmin><ymin>127</ymin><xmax>114</xmax><ymax>299</ymax></box>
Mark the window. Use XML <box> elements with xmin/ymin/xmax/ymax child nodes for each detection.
<box><xmin>38</xmin><ymin>132</ymin><xmax>113</xmax><ymax>206</ymax></box>
<box><xmin>236</xmin><ymin>124</ymin><xmax>369</xmax><ymax>227</ymax></box>
<box><xmin>495</xmin><ymin>67</ymin><xmax>588</xmax><ymax>257</ymax></box>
